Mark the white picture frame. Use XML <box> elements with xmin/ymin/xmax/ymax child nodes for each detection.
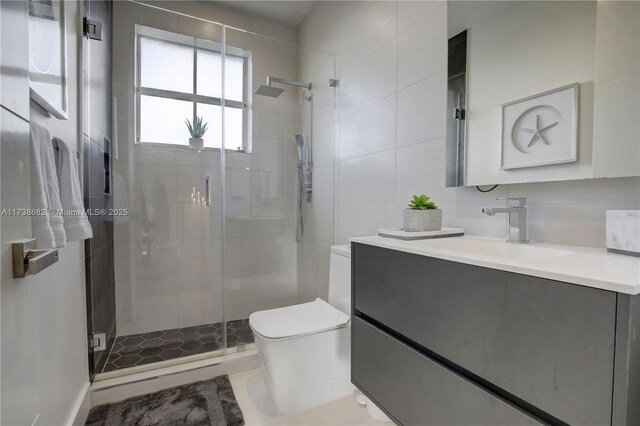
<box><xmin>28</xmin><ymin>0</ymin><xmax>68</xmax><ymax>120</ymax></box>
<box><xmin>500</xmin><ymin>83</ymin><xmax>579</xmax><ymax>170</ymax></box>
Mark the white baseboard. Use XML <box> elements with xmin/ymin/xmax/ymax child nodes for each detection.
<box><xmin>67</xmin><ymin>382</ymin><xmax>91</xmax><ymax>426</ymax></box>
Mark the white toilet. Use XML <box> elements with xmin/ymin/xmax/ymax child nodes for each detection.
<box><xmin>249</xmin><ymin>244</ymin><xmax>354</xmax><ymax>414</ymax></box>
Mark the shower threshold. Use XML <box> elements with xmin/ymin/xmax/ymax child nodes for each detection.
<box><xmin>101</xmin><ymin>319</ymin><xmax>254</xmax><ymax>373</ymax></box>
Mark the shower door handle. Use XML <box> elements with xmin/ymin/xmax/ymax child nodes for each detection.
<box><xmin>205</xmin><ymin>175</ymin><xmax>212</xmax><ymax>206</ymax></box>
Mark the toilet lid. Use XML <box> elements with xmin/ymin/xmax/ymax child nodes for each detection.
<box><xmin>249</xmin><ymin>298</ymin><xmax>349</xmax><ymax>340</ymax></box>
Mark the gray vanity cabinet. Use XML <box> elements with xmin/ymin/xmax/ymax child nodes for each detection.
<box><xmin>353</xmin><ymin>317</ymin><xmax>542</xmax><ymax>425</ymax></box>
<box><xmin>351</xmin><ymin>243</ymin><xmax>639</xmax><ymax>425</ymax></box>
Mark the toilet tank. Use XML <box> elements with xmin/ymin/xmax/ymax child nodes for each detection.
<box><xmin>328</xmin><ymin>244</ymin><xmax>352</xmax><ymax>315</ymax></box>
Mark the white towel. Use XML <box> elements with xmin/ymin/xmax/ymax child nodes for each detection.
<box><xmin>54</xmin><ymin>137</ymin><xmax>93</xmax><ymax>242</ymax></box>
<box><xmin>30</xmin><ymin>122</ymin><xmax>66</xmax><ymax>249</ymax></box>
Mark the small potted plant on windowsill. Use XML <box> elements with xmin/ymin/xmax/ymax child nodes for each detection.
<box><xmin>185</xmin><ymin>116</ymin><xmax>208</xmax><ymax>150</ymax></box>
<box><xmin>404</xmin><ymin>194</ymin><xmax>442</xmax><ymax>232</ymax></box>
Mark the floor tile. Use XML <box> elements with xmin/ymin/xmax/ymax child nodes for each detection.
<box><xmin>102</xmin><ymin>318</ymin><xmax>254</xmax><ymax>372</ymax></box>
<box><xmin>228</xmin><ymin>369</ymin><xmax>391</xmax><ymax>426</ymax></box>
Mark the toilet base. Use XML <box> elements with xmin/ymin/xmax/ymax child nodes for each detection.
<box><xmin>255</xmin><ymin>325</ymin><xmax>354</xmax><ymax>414</ymax></box>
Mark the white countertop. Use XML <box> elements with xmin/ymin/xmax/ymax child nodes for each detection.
<box><xmin>350</xmin><ymin>235</ymin><xmax>640</xmax><ymax>295</ymax></box>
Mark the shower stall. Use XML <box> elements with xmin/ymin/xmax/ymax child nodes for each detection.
<box><xmin>85</xmin><ymin>1</ymin><xmax>335</xmax><ymax>378</ymax></box>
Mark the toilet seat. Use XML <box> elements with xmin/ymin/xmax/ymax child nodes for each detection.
<box><xmin>249</xmin><ymin>298</ymin><xmax>349</xmax><ymax>340</ymax></box>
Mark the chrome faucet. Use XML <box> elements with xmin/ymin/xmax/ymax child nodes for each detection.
<box><xmin>482</xmin><ymin>197</ymin><xmax>528</xmax><ymax>243</ymax></box>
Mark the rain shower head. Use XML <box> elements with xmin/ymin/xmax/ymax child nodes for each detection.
<box><xmin>254</xmin><ymin>76</ymin><xmax>312</xmax><ymax>98</ymax></box>
<box><xmin>255</xmin><ymin>85</ymin><xmax>285</xmax><ymax>98</ymax></box>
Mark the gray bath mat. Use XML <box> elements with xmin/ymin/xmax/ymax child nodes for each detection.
<box><xmin>86</xmin><ymin>375</ymin><xmax>244</xmax><ymax>426</ymax></box>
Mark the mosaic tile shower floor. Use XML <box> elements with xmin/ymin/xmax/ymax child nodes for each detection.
<box><xmin>102</xmin><ymin>319</ymin><xmax>254</xmax><ymax>372</ymax></box>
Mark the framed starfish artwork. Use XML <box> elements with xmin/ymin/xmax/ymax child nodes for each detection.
<box><xmin>500</xmin><ymin>83</ymin><xmax>579</xmax><ymax>170</ymax></box>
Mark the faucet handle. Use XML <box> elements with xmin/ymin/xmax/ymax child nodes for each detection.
<box><xmin>497</xmin><ymin>197</ymin><xmax>527</xmax><ymax>207</ymax></box>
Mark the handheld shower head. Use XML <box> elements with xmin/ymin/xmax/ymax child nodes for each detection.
<box><xmin>295</xmin><ymin>134</ymin><xmax>304</xmax><ymax>164</ymax></box>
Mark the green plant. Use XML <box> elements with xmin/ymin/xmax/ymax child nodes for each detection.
<box><xmin>185</xmin><ymin>116</ymin><xmax>208</xmax><ymax>138</ymax></box>
<box><xmin>408</xmin><ymin>194</ymin><xmax>438</xmax><ymax>210</ymax></box>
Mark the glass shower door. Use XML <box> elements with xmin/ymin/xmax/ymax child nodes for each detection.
<box><xmin>101</xmin><ymin>2</ymin><xmax>227</xmax><ymax>374</ymax></box>
<box><xmin>220</xmin><ymin>27</ymin><xmax>336</xmax><ymax>352</ymax></box>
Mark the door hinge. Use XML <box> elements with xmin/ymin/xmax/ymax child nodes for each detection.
<box><xmin>83</xmin><ymin>17</ymin><xmax>103</xmax><ymax>41</ymax></box>
<box><xmin>90</xmin><ymin>333</ymin><xmax>106</xmax><ymax>351</ymax></box>
<box><xmin>453</xmin><ymin>107</ymin><xmax>465</xmax><ymax>120</ymax></box>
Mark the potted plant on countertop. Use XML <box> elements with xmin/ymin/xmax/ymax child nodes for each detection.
<box><xmin>404</xmin><ymin>194</ymin><xmax>442</xmax><ymax>232</ymax></box>
<box><xmin>185</xmin><ymin>116</ymin><xmax>208</xmax><ymax>150</ymax></box>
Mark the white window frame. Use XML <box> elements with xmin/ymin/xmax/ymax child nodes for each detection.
<box><xmin>134</xmin><ymin>25</ymin><xmax>252</xmax><ymax>152</ymax></box>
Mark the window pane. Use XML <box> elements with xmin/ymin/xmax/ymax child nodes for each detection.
<box><xmin>140</xmin><ymin>37</ymin><xmax>193</xmax><ymax>93</ymax></box>
<box><xmin>198</xmin><ymin>104</ymin><xmax>222</xmax><ymax>149</ymax></box>
<box><xmin>197</xmin><ymin>50</ymin><xmax>244</xmax><ymax>102</ymax></box>
<box><xmin>225</xmin><ymin>107</ymin><xmax>243</xmax><ymax>150</ymax></box>
<box><xmin>197</xmin><ymin>104</ymin><xmax>243</xmax><ymax>149</ymax></box>
<box><xmin>197</xmin><ymin>50</ymin><xmax>222</xmax><ymax>98</ymax></box>
<box><xmin>140</xmin><ymin>95</ymin><xmax>193</xmax><ymax>145</ymax></box>
<box><xmin>225</xmin><ymin>55</ymin><xmax>244</xmax><ymax>102</ymax></box>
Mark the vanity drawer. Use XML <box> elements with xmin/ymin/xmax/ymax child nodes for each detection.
<box><xmin>352</xmin><ymin>317</ymin><xmax>542</xmax><ymax>426</ymax></box>
<box><xmin>352</xmin><ymin>243</ymin><xmax>617</xmax><ymax>425</ymax></box>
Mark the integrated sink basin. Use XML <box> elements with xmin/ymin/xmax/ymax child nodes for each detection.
<box><xmin>351</xmin><ymin>234</ymin><xmax>640</xmax><ymax>295</ymax></box>
<box><xmin>416</xmin><ymin>237</ymin><xmax>576</xmax><ymax>261</ymax></box>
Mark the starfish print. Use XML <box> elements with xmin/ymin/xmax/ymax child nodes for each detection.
<box><xmin>521</xmin><ymin>114</ymin><xmax>558</xmax><ymax>147</ymax></box>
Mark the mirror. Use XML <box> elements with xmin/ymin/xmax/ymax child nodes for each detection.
<box><xmin>446</xmin><ymin>1</ymin><xmax>640</xmax><ymax>187</ymax></box>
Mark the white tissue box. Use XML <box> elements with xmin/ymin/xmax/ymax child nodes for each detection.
<box><xmin>606</xmin><ymin>210</ymin><xmax>640</xmax><ymax>257</ymax></box>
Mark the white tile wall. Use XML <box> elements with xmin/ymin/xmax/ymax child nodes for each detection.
<box><xmin>339</xmin><ymin>94</ymin><xmax>396</xmax><ymax>161</ymax></box>
<box><xmin>592</xmin><ymin>75</ymin><xmax>640</xmax><ymax>177</ymax></box>
<box><xmin>337</xmin><ymin>150</ymin><xmax>397</xmax><ymax>205</ymax></box>
<box><xmin>397</xmin><ymin>2</ymin><xmax>446</xmax><ymax>90</ymax></box>
<box><xmin>397</xmin><ymin>71</ymin><xmax>446</xmax><ymax>148</ymax></box>
<box><xmin>336</xmin><ymin>1</ymin><xmax>397</xmax><ymax>76</ymax></box>
<box><xmin>398</xmin><ymin>0</ymin><xmax>443</xmax><ymax>33</ymax></box>
<box><xmin>396</xmin><ymin>139</ymin><xmax>443</xmax><ymax>205</ymax></box>
<box><xmin>339</xmin><ymin>39</ymin><xmax>398</xmax><ymax>119</ymax></box>
<box><xmin>592</xmin><ymin>1</ymin><xmax>640</xmax><ymax>178</ymax></box>
<box><xmin>594</xmin><ymin>1</ymin><xmax>639</xmax><ymax>84</ymax></box>
<box><xmin>107</xmin><ymin>0</ymin><xmax>640</xmax><ymax>322</ymax></box>
<box><xmin>295</xmin><ymin>32</ymin><xmax>337</xmax><ymax>302</ymax></box>
<box><xmin>297</xmin><ymin>0</ymin><xmax>640</xmax><ymax>292</ymax></box>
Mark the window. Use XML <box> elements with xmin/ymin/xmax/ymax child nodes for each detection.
<box><xmin>135</xmin><ymin>26</ymin><xmax>251</xmax><ymax>151</ymax></box>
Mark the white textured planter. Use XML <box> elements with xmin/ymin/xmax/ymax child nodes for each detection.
<box><xmin>189</xmin><ymin>137</ymin><xmax>204</xmax><ymax>150</ymax></box>
<box><xmin>403</xmin><ymin>209</ymin><xmax>442</xmax><ymax>232</ymax></box>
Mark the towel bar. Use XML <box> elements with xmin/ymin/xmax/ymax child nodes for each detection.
<box><xmin>12</xmin><ymin>238</ymin><xmax>59</xmax><ymax>278</ymax></box>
